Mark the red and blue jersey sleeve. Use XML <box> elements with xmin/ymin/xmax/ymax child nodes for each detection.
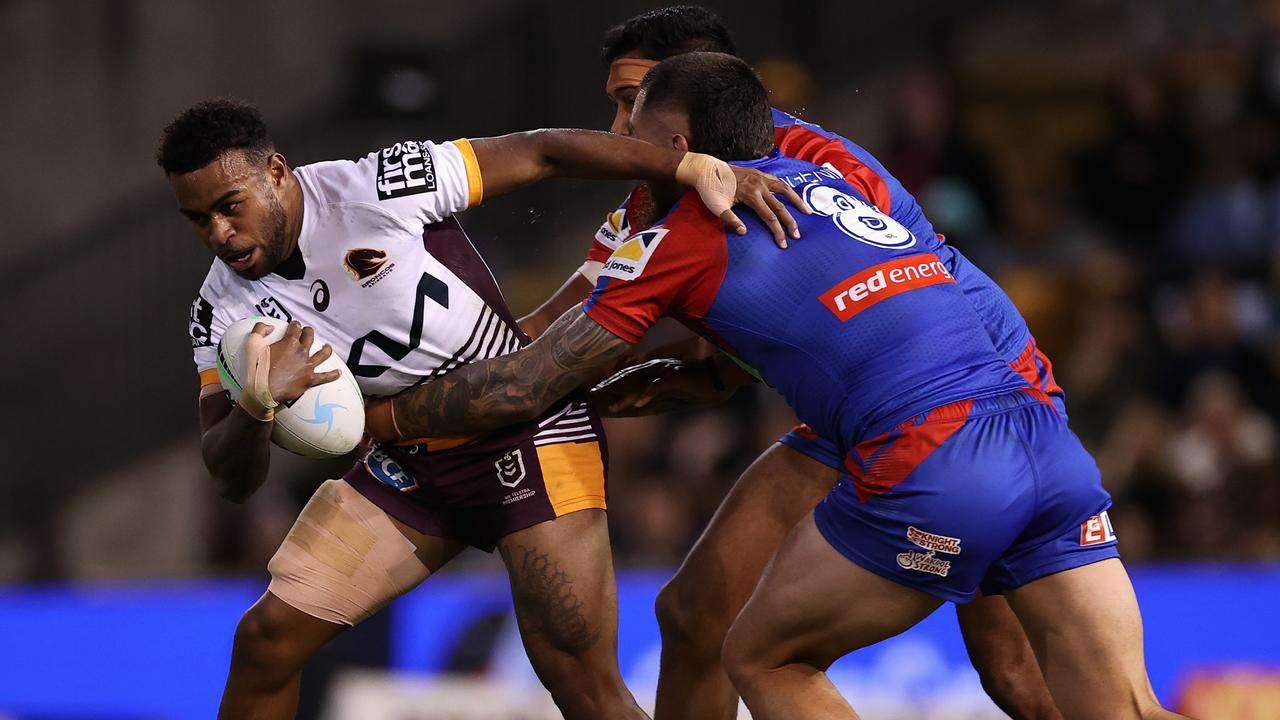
<box><xmin>582</xmin><ymin>195</ymin><xmax>727</xmax><ymax>343</ymax></box>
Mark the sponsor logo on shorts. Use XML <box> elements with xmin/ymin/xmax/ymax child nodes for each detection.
<box><xmin>375</xmin><ymin>140</ymin><xmax>437</xmax><ymax>200</ymax></box>
<box><xmin>366</xmin><ymin>447</ymin><xmax>417</xmax><ymax>492</ymax></box>
<box><xmin>897</xmin><ymin>551</ymin><xmax>951</xmax><ymax>577</ymax></box>
<box><xmin>599</xmin><ymin>228</ymin><xmax>667</xmax><ymax>281</ymax></box>
<box><xmin>496</xmin><ymin>449</ymin><xmax>526</xmax><ymax>488</ymax></box>
<box><xmin>819</xmin><ymin>253</ymin><xmax>955</xmax><ymax>322</ymax></box>
<box><xmin>1080</xmin><ymin>511</ymin><xmax>1117</xmax><ymax>546</ymax></box>
<box><xmin>897</xmin><ymin>526</ymin><xmax>960</xmax><ymax>578</ymax></box>
<box><xmin>907</xmin><ymin>526</ymin><xmax>962</xmax><ymax>555</ymax></box>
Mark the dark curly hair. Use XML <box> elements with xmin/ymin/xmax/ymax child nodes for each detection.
<box><xmin>156</xmin><ymin>98</ymin><xmax>274</xmax><ymax>175</ymax></box>
<box><xmin>639</xmin><ymin>52</ymin><xmax>773</xmax><ymax>161</ymax></box>
<box><xmin>601</xmin><ymin>6</ymin><xmax>736</xmax><ymax>64</ymax></box>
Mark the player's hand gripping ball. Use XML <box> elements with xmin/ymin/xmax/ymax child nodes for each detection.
<box><xmin>217</xmin><ymin>316</ymin><xmax>365</xmax><ymax>458</ymax></box>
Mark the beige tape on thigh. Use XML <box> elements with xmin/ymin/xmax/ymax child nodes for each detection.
<box><xmin>267</xmin><ymin>479</ymin><xmax>431</xmax><ymax>626</ymax></box>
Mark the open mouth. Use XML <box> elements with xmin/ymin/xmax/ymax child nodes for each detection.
<box><xmin>222</xmin><ymin>248</ymin><xmax>256</xmax><ymax>272</ymax></box>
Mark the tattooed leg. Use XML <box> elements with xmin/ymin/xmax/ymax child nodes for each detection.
<box><xmin>499</xmin><ymin>509</ymin><xmax>649</xmax><ymax>720</ymax></box>
<box><xmin>506</xmin><ymin>543</ymin><xmax>601</xmax><ymax>653</ymax></box>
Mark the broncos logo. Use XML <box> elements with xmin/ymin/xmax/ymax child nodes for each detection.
<box><xmin>297</xmin><ymin>393</ymin><xmax>345</xmax><ymax>436</ymax></box>
<box><xmin>344</xmin><ymin>248</ymin><xmax>388</xmax><ymax>280</ymax></box>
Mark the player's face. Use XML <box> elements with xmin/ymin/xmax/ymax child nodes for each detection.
<box><xmin>605</xmin><ymin>50</ymin><xmax>651</xmax><ymax>135</ymax></box>
<box><xmin>170</xmin><ymin>151</ymin><xmax>291</xmax><ymax>280</ymax></box>
<box><xmin>608</xmin><ymin>83</ymin><xmax>641</xmax><ymax>135</ymax></box>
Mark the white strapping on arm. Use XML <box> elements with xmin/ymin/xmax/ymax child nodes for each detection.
<box><xmin>577</xmin><ymin>260</ymin><xmax>604</xmax><ymax>285</ymax></box>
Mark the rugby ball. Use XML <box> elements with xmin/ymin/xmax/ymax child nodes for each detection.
<box><xmin>216</xmin><ymin>316</ymin><xmax>365</xmax><ymax>458</ymax></box>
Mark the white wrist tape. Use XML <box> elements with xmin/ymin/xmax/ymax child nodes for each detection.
<box><xmin>578</xmin><ymin>260</ymin><xmax>604</xmax><ymax>285</ymax></box>
<box><xmin>676</xmin><ymin>152</ymin><xmax>736</xmax><ymax>218</ymax></box>
<box><xmin>238</xmin><ymin>331</ymin><xmax>278</xmax><ymax>422</ymax></box>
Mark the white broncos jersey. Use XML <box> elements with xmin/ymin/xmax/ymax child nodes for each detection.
<box><xmin>189</xmin><ymin>138</ymin><xmax>526</xmax><ymax>398</ymax></box>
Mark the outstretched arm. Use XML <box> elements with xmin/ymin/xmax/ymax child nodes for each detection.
<box><xmin>469</xmin><ymin>130</ymin><xmax>805</xmax><ymax>242</ymax></box>
<box><xmin>366</xmin><ymin>308</ymin><xmax>634</xmax><ymax>441</ymax></box>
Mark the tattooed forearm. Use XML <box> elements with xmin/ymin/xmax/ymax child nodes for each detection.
<box><xmin>391</xmin><ymin>308</ymin><xmax>632</xmax><ymax>438</ymax></box>
<box><xmin>504</xmin><ymin>543</ymin><xmax>601</xmax><ymax>654</ymax></box>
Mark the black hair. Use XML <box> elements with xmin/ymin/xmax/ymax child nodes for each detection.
<box><xmin>156</xmin><ymin>97</ymin><xmax>274</xmax><ymax>175</ymax></box>
<box><xmin>638</xmin><ymin>52</ymin><xmax>774</xmax><ymax>161</ymax></box>
<box><xmin>601</xmin><ymin>5</ymin><xmax>736</xmax><ymax>64</ymax></box>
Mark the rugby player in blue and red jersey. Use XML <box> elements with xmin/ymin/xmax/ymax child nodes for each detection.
<box><xmin>518</xmin><ymin>7</ymin><xmax>1058</xmax><ymax>720</ymax></box>
<box><xmin>368</xmin><ymin>52</ymin><xmax>1186</xmax><ymax>720</ymax></box>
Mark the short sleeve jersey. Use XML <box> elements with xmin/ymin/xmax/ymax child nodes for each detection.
<box><xmin>584</xmin><ymin>150</ymin><xmax>1026</xmax><ymax>447</ymax></box>
<box><xmin>583</xmin><ymin>109</ymin><xmax>1034</xmax><ymax>369</ymax></box>
<box><xmin>187</xmin><ymin>138</ymin><xmax>527</xmax><ymax>398</ymax></box>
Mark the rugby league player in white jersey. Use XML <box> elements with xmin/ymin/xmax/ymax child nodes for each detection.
<box><xmin>160</xmin><ymin>97</ymin><xmax>801</xmax><ymax>720</ymax></box>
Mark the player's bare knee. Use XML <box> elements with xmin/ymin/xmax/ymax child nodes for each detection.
<box><xmin>541</xmin><ymin>663</ymin><xmax>625</xmax><ymax>711</ymax></box>
<box><xmin>524</xmin><ymin>644</ymin><xmax>630</xmax><ymax>719</ymax></box>
<box><xmin>231</xmin><ymin>603</ymin><xmax>309</xmax><ymax>675</ymax></box>
<box><xmin>975</xmin><ymin>662</ymin><xmax>1058</xmax><ymax>720</ymax></box>
<box><xmin>974</xmin><ymin>662</ymin><xmax>1020</xmax><ymax>704</ymax></box>
<box><xmin>720</xmin><ymin>619</ymin><xmax>768</xmax><ymax>691</ymax></box>
<box><xmin>655</xmin><ymin>571</ymin><xmax>730</xmax><ymax>654</ymax></box>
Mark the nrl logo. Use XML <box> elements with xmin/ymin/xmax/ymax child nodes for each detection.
<box><xmin>495</xmin><ymin>449</ymin><xmax>526</xmax><ymax>488</ymax></box>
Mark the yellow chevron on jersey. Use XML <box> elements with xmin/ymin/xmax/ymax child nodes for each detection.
<box><xmin>612</xmin><ymin>235</ymin><xmax>646</xmax><ymax>261</ymax></box>
<box><xmin>599</xmin><ymin>228</ymin><xmax>667</xmax><ymax>281</ymax></box>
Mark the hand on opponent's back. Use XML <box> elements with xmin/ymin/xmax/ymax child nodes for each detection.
<box><xmin>679</xmin><ymin>152</ymin><xmax>810</xmax><ymax>248</ymax></box>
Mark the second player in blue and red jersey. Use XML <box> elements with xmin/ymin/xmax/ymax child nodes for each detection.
<box><xmin>582</xmin><ymin>109</ymin><xmax>1065</xmax><ymax>469</ymax></box>
<box><xmin>581</xmin><ymin>113</ymin><xmax>1112</xmax><ymax>603</ymax></box>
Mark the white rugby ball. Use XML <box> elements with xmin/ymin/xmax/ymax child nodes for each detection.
<box><xmin>216</xmin><ymin>316</ymin><xmax>365</xmax><ymax>458</ymax></box>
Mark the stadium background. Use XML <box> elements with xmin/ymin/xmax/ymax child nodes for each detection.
<box><xmin>2</xmin><ymin>0</ymin><xmax>1278</xmax><ymax>717</ymax></box>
